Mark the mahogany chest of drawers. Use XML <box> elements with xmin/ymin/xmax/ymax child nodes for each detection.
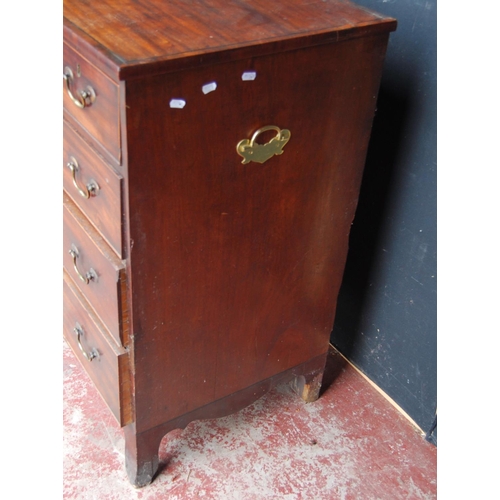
<box><xmin>63</xmin><ymin>0</ymin><xmax>396</xmax><ymax>487</ymax></box>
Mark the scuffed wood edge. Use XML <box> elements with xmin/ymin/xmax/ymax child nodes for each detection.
<box><xmin>118</xmin><ymin>269</ymin><xmax>134</xmax><ymax>426</ymax></box>
<box><xmin>290</xmin><ymin>371</ymin><xmax>323</xmax><ymax>403</ymax></box>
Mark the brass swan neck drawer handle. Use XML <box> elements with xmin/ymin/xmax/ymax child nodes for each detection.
<box><xmin>63</xmin><ymin>66</ymin><xmax>96</xmax><ymax>109</ymax></box>
<box><xmin>68</xmin><ymin>245</ymin><xmax>97</xmax><ymax>285</ymax></box>
<box><xmin>67</xmin><ymin>156</ymin><xmax>99</xmax><ymax>199</ymax></box>
<box><xmin>73</xmin><ymin>323</ymin><xmax>98</xmax><ymax>362</ymax></box>
<box><xmin>236</xmin><ymin>125</ymin><xmax>291</xmax><ymax>164</ymax></box>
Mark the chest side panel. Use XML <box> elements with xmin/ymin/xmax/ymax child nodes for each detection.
<box><xmin>125</xmin><ymin>34</ymin><xmax>389</xmax><ymax>431</ymax></box>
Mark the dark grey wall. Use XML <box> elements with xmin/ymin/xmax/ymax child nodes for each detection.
<box><xmin>331</xmin><ymin>0</ymin><xmax>437</xmax><ymax>441</ymax></box>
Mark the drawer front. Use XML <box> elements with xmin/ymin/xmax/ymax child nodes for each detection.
<box><xmin>63</xmin><ymin>42</ymin><xmax>121</xmax><ymax>161</ymax></box>
<box><xmin>63</xmin><ymin>121</ymin><xmax>124</xmax><ymax>257</ymax></box>
<box><xmin>63</xmin><ymin>193</ymin><xmax>126</xmax><ymax>346</ymax></box>
<box><xmin>63</xmin><ymin>272</ymin><xmax>132</xmax><ymax>426</ymax></box>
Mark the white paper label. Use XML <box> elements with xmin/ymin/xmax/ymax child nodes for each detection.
<box><xmin>241</xmin><ymin>71</ymin><xmax>257</xmax><ymax>81</ymax></box>
<box><xmin>202</xmin><ymin>82</ymin><xmax>217</xmax><ymax>94</ymax></box>
<box><xmin>169</xmin><ymin>99</ymin><xmax>186</xmax><ymax>109</ymax></box>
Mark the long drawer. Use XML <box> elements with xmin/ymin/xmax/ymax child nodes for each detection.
<box><xmin>63</xmin><ymin>121</ymin><xmax>124</xmax><ymax>257</ymax></box>
<box><xmin>63</xmin><ymin>42</ymin><xmax>121</xmax><ymax>162</ymax></box>
<box><xmin>63</xmin><ymin>192</ymin><xmax>126</xmax><ymax>346</ymax></box>
<box><xmin>63</xmin><ymin>270</ymin><xmax>132</xmax><ymax>426</ymax></box>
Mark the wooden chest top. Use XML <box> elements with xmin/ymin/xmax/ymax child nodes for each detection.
<box><xmin>64</xmin><ymin>0</ymin><xmax>396</xmax><ymax>80</ymax></box>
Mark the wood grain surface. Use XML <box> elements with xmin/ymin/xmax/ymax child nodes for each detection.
<box><xmin>63</xmin><ymin>192</ymin><xmax>126</xmax><ymax>346</ymax></box>
<box><xmin>63</xmin><ymin>270</ymin><xmax>133</xmax><ymax>426</ymax></box>
<box><xmin>124</xmin><ymin>33</ymin><xmax>390</xmax><ymax>432</ymax></box>
<box><xmin>63</xmin><ymin>42</ymin><xmax>121</xmax><ymax>159</ymax></box>
<box><xmin>63</xmin><ymin>120</ymin><xmax>124</xmax><ymax>257</ymax></box>
<box><xmin>63</xmin><ymin>0</ymin><xmax>396</xmax><ymax>79</ymax></box>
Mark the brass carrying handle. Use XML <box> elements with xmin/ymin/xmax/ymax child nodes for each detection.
<box><xmin>236</xmin><ymin>125</ymin><xmax>291</xmax><ymax>164</ymax></box>
<box><xmin>67</xmin><ymin>156</ymin><xmax>99</xmax><ymax>199</ymax></box>
<box><xmin>73</xmin><ymin>323</ymin><xmax>98</xmax><ymax>362</ymax></box>
<box><xmin>63</xmin><ymin>66</ymin><xmax>96</xmax><ymax>109</ymax></box>
<box><xmin>68</xmin><ymin>245</ymin><xmax>97</xmax><ymax>285</ymax></box>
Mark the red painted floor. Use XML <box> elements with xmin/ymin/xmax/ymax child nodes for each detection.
<box><xmin>63</xmin><ymin>342</ymin><xmax>436</xmax><ymax>499</ymax></box>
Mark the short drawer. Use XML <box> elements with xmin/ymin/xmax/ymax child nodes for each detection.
<box><xmin>63</xmin><ymin>42</ymin><xmax>121</xmax><ymax>161</ymax></box>
<box><xmin>64</xmin><ymin>121</ymin><xmax>124</xmax><ymax>257</ymax></box>
<box><xmin>63</xmin><ymin>192</ymin><xmax>126</xmax><ymax>346</ymax></box>
<box><xmin>63</xmin><ymin>271</ymin><xmax>133</xmax><ymax>426</ymax></box>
